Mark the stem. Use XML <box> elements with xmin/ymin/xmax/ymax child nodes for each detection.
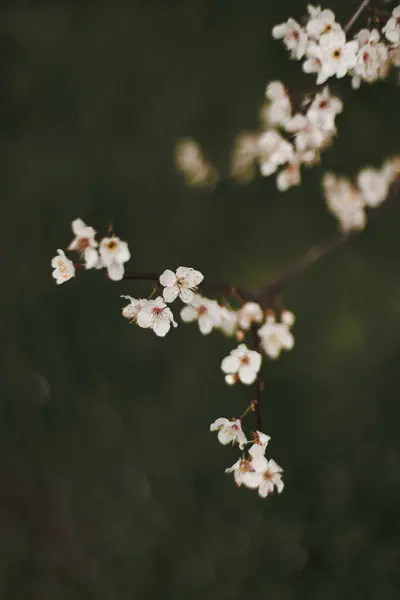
<box><xmin>251</xmin><ymin>325</ymin><xmax>263</xmax><ymax>431</ymax></box>
<box><xmin>344</xmin><ymin>0</ymin><xmax>370</xmax><ymax>33</ymax></box>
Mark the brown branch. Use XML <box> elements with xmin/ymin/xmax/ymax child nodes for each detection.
<box><xmin>344</xmin><ymin>0</ymin><xmax>370</xmax><ymax>33</ymax></box>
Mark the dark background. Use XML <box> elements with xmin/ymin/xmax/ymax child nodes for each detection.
<box><xmin>1</xmin><ymin>0</ymin><xmax>400</xmax><ymax>598</ymax></box>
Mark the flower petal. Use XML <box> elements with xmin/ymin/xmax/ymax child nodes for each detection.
<box><xmin>159</xmin><ymin>269</ymin><xmax>177</xmax><ymax>287</ymax></box>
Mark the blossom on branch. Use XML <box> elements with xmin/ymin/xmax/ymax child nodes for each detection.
<box><xmin>51</xmin><ymin>249</ymin><xmax>75</xmax><ymax>284</ymax></box>
<box><xmin>383</xmin><ymin>6</ymin><xmax>400</xmax><ymax>45</ymax></box>
<box><xmin>272</xmin><ymin>18</ymin><xmax>308</xmax><ymax>59</ymax></box>
<box><xmin>99</xmin><ymin>237</ymin><xmax>131</xmax><ymax>281</ymax></box>
<box><xmin>159</xmin><ymin>266</ymin><xmax>203</xmax><ymax>303</ymax></box>
<box><xmin>68</xmin><ymin>218</ymin><xmax>99</xmax><ymax>269</ymax></box>
<box><xmin>258</xmin><ymin>312</ymin><xmax>295</xmax><ymax>359</ymax></box>
<box><xmin>136</xmin><ymin>297</ymin><xmax>177</xmax><ymax>337</ymax></box>
<box><xmin>180</xmin><ymin>294</ymin><xmax>222</xmax><ymax>334</ymax></box>
<box><xmin>210</xmin><ymin>417</ymin><xmax>247</xmax><ymax>450</ymax></box>
<box><xmin>221</xmin><ymin>344</ymin><xmax>262</xmax><ymax>385</ymax></box>
<box><xmin>237</xmin><ymin>302</ymin><xmax>264</xmax><ymax>331</ymax></box>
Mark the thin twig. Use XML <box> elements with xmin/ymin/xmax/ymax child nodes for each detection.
<box><xmin>344</xmin><ymin>0</ymin><xmax>370</xmax><ymax>33</ymax></box>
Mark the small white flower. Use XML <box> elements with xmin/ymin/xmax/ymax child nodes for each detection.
<box><xmin>218</xmin><ymin>307</ymin><xmax>238</xmax><ymax>337</ymax></box>
<box><xmin>323</xmin><ymin>173</ymin><xmax>366</xmax><ymax>232</ymax></box>
<box><xmin>225</xmin><ymin>455</ymin><xmax>268</xmax><ymax>489</ymax></box>
<box><xmin>272</xmin><ymin>19</ymin><xmax>308</xmax><ymax>60</ymax></box>
<box><xmin>136</xmin><ymin>296</ymin><xmax>177</xmax><ymax>337</ymax></box>
<box><xmin>308</xmin><ymin>29</ymin><xmax>358</xmax><ymax>84</ymax></box>
<box><xmin>261</xmin><ymin>81</ymin><xmax>292</xmax><ymax>127</ymax></box>
<box><xmin>276</xmin><ymin>156</ymin><xmax>311</xmax><ymax>191</ymax></box>
<box><xmin>258</xmin><ymin>314</ymin><xmax>294</xmax><ymax>359</ymax></box>
<box><xmin>357</xmin><ymin>167</ymin><xmax>390</xmax><ymax>207</ymax></box>
<box><xmin>237</xmin><ymin>302</ymin><xmax>264</xmax><ymax>331</ymax></box>
<box><xmin>383</xmin><ymin>6</ymin><xmax>400</xmax><ymax>45</ymax></box>
<box><xmin>249</xmin><ymin>431</ymin><xmax>271</xmax><ymax>457</ymax></box>
<box><xmin>303</xmin><ymin>42</ymin><xmax>323</xmax><ymax>75</ymax></box>
<box><xmin>259</xmin><ymin>130</ymin><xmax>294</xmax><ymax>176</ymax></box>
<box><xmin>221</xmin><ymin>344</ymin><xmax>262</xmax><ymax>385</ymax></box>
<box><xmin>51</xmin><ymin>249</ymin><xmax>75</xmax><ymax>284</ymax></box>
<box><xmin>306</xmin><ymin>87</ymin><xmax>343</xmax><ymax>132</ymax></box>
<box><xmin>284</xmin><ymin>113</ymin><xmax>329</xmax><ymax>153</ymax></box>
<box><xmin>351</xmin><ymin>29</ymin><xmax>389</xmax><ymax>89</ymax></box>
<box><xmin>210</xmin><ymin>417</ymin><xmax>247</xmax><ymax>450</ymax></box>
<box><xmin>281</xmin><ymin>310</ymin><xmax>295</xmax><ymax>327</ymax></box>
<box><xmin>121</xmin><ymin>295</ymin><xmax>148</xmax><ymax>322</ymax></box>
<box><xmin>68</xmin><ymin>218</ymin><xmax>98</xmax><ymax>269</ymax></box>
<box><xmin>306</xmin><ymin>7</ymin><xmax>340</xmax><ymax>40</ymax></box>
<box><xmin>180</xmin><ymin>294</ymin><xmax>222</xmax><ymax>335</ymax></box>
<box><xmin>159</xmin><ymin>266</ymin><xmax>203</xmax><ymax>304</ymax></box>
<box><xmin>99</xmin><ymin>237</ymin><xmax>131</xmax><ymax>281</ymax></box>
<box><xmin>257</xmin><ymin>459</ymin><xmax>284</xmax><ymax>497</ymax></box>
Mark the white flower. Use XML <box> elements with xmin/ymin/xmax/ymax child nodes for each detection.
<box><xmin>210</xmin><ymin>417</ymin><xmax>247</xmax><ymax>450</ymax></box>
<box><xmin>357</xmin><ymin>167</ymin><xmax>390</xmax><ymax>207</ymax></box>
<box><xmin>221</xmin><ymin>344</ymin><xmax>262</xmax><ymax>385</ymax></box>
<box><xmin>258</xmin><ymin>130</ymin><xmax>294</xmax><ymax>176</ymax></box>
<box><xmin>99</xmin><ymin>237</ymin><xmax>131</xmax><ymax>281</ymax></box>
<box><xmin>281</xmin><ymin>310</ymin><xmax>295</xmax><ymax>327</ymax></box>
<box><xmin>272</xmin><ymin>19</ymin><xmax>308</xmax><ymax>60</ymax></box>
<box><xmin>257</xmin><ymin>459</ymin><xmax>284</xmax><ymax>497</ymax></box>
<box><xmin>51</xmin><ymin>249</ymin><xmax>75</xmax><ymax>284</ymax></box>
<box><xmin>225</xmin><ymin>454</ymin><xmax>268</xmax><ymax>489</ymax></box>
<box><xmin>136</xmin><ymin>296</ymin><xmax>177</xmax><ymax>337</ymax></box>
<box><xmin>306</xmin><ymin>87</ymin><xmax>343</xmax><ymax>132</ymax></box>
<box><xmin>383</xmin><ymin>6</ymin><xmax>400</xmax><ymax>45</ymax></box>
<box><xmin>261</xmin><ymin>81</ymin><xmax>292</xmax><ymax>127</ymax></box>
<box><xmin>277</xmin><ymin>159</ymin><xmax>302</xmax><ymax>191</ymax></box>
<box><xmin>231</xmin><ymin>133</ymin><xmax>261</xmax><ymax>183</ymax></box>
<box><xmin>303</xmin><ymin>42</ymin><xmax>323</xmax><ymax>75</ymax></box>
<box><xmin>258</xmin><ymin>314</ymin><xmax>294</xmax><ymax>359</ymax></box>
<box><xmin>323</xmin><ymin>173</ymin><xmax>366</xmax><ymax>232</ymax></box>
<box><xmin>180</xmin><ymin>294</ymin><xmax>222</xmax><ymax>334</ymax></box>
<box><xmin>237</xmin><ymin>302</ymin><xmax>264</xmax><ymax>330</ymax></box>
<box><xmin>249</xmin><ymin>431</ymin><xmax>271</xmax><ymax>457</ymax></box>
<box><xmin>68</xmin><ymin>218</ymin><xmax>98</xmax><ymax>269</ymax></box>
<box><xmin>159</xmin><ymin>266</ymin><xmax>203</xmax><ymax>304</ymax></box>
<box><xmin>121</xmin><ymin>295</ymin><xmax>148</xmax><ymax>322</ymax></box>
<box><xmin>308</xmin><ymin>29</ymin><xmax>358</xmax><ymax>84</ymax></box>
<box><xmin>175</xmin><ymin>139</ymin><xmax>218</xmax><ymax>187</ymax></box>
<box><xmin>218</xmin><ymin>307</ymin><xmax>238</xmax><ymax>337</ymax></box>
<box><xmin>306</xmin><ymin>7</ymin><xmax>340</xmax><ymax>40</ymax></box>
<box><xmin>351</xmin><ymin>29</ymin><xmax>389</xmax><ymax>89</ymax></box>
<box><xmin>284</xmin><ymin>113</ymin><xmax>330</xmax><ymax>153</ymax></box>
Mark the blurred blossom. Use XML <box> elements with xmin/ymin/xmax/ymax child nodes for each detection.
<box><xmin>175</xmin><ymin>138</ymin><xmax>218</xmax><ymax>187</ymax></box>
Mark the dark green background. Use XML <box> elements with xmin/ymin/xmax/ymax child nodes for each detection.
<box><xmin>1</xmin><ymin>1</ymin><xmax>400</xmax><ymax>598</ymax></box>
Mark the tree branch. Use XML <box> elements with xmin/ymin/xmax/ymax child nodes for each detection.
<box><xmin>344</xmin><ymin>0</ymin><xmax>370</xmax><ymax>33</ymax></box>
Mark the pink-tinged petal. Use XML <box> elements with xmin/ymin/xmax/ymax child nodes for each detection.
<box><xmin>221</xmin><ymin>355</ymin><xmax>241</xmax><ymax>374</ymax></box>
<box><xmin>179</xmin><ymin>287</ymin><xmax>194</xmax><ymax>304</ymax></box>
<box><xmin>180</xmin><ymin>305</ymin><xmax>198</xmax><ymax>323</ymax></box>
<box><xmin>198</xmin><ymin>315</ymin><xmax>213</xmax><ymax>335</ymax></box>
<box><xmin>159</xmin><ymin>269</ymin><xmax>177</xmax><ymax>287</ymax></box>
<box><xmin>136</xmin><ymin>310</ymin><xmax>153</xmax><ymax>329</ymax></box>
<box><xmin>117</xmin><ymin>241</ymin><xmax>130</xmax><ymax>264</ymax></box>
<box><xmin>258</xmin><ymin>480</ymin><xmax>274</xmax><ymax>498</ymax></box>
<box><xmin>210</xmin><ymin>417</ymin><xmax>230</xmax><ymax>431</ymax></box>
<box><xmin>238</xmin><ymin>365</ymin><xmax>257</xmax><ymax>385</ymax></box>
<box><xmin>153</xmin><ymin>317</ymin><xmax>171</xmax><ymax>337</ymax></box>
<box><xmin>163</xmin><ymin>286</ymin><xmax>179</xmax><ymax>303</ymax></box>
<box><xmin>107</xmin><ymin>262</ymin><xmax>124</xmax><ymax>281</ymax></box>
<box><xmin>84</xmin><ymin>247</ymin><xmax>99</xmax><ymax>269</ymax></box>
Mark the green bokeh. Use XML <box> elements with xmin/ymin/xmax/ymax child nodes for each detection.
<box><xmin>1</xmin><ymin>1</ymin><xmax>400</xmax><ymax>598</ymax></box>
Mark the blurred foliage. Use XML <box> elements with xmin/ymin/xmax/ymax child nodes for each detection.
<box><xmin>0</xmin><ymin>0</ymin><xmax>400</xmax><ymax>598</ymax></box>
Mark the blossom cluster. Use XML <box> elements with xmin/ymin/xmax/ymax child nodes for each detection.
<box><xmin>51</xmin><ymin>218</ymin><xmax>131</xmax><ymax>283</ymax></box>
<box><xmin>231</xmin><ymin>84</ymin><xmax>343</xmax><ymax>191</ymax></box>
<box><xmin>210</xmin><ymin>421</ymin><xmax>284</xmax><ymax>498</ymax></box>
<box><xmin>273</xmin><ymin>5</ymin><xmax>399</xmax><ymax>88</ymax></box>
<box><xmin>323</xmin><ymin>156</ymin><xmax>400</xmax><ymax>232</ymax></box>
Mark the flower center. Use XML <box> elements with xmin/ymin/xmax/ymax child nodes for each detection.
<box><xmin>78</xmin><ymin>238</ymin><xmax>90</xmax><ymax>250</ymax></box>
<box><xmin>263</xmin><ymin>470</ymin><xmax>274</xmax><ymax>481</ymax></box>
<box><xmin>292</xmin><ymin>30</ymin><xmax>300</xmax><ymax>40</ymax></box>
<box><xmin>324</xmin><ymin>23</ymin><xmax>332</xmax><ymax>33</ymax></box>
<box><xmin>240</xmin><ymin>356</ymin><xmax>250</xmax><ymax>365</ymax></box>
<box><xmin>107</xmin><ymin>240</ymin><xmax>118</xmax><ymax>251</ymax></box>
<box><xmin>197</xmin><ymin>305</ymin><xmax>207</xmax><ymax>316</ymax></box>
<box><xmin>152</xmin><ymin>307</ymin><xmax>164</xmax><ymax>315</ymax></box>
<box><xmin>332</xmin><ymin>49</ymin><xmax>342</xmax><ymax>59</ymax></box>
<box><xmin>319</xmin><ymin>100</ymin><xmax>328</xmax><ymax>109</ymax></box>
<box><xmin>239</xmin><ymin>460</ymin><xmax>254</xmax><ymax>474</ymax></box>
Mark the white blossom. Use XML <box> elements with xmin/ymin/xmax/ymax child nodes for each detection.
<box><xmin>175</xmin><ymin>139</ymin><xmax>218</xmax><ymax>187</ymax></box>
<box><xmin>231</xmin><ymin>133</ymin><xmax>261</xmax><ymax>183</ymax></box>
<box><xmin>51</xmin><ymin>249</ymin><xmax>75</xmax><ymax>284</ymax></box>
<box><xmin>323</xmin><ymin>173</ymin><xmax>366</xmax><ymax>232</ymax></box>
<box><xmin>180</xmin><ymin>294</ymin><xmax>222</xmax><ymax>335</ymax></box>
<box><xmin>258</xmin><ymin>130</ymin><xmax>294</xmax><ymax>176</ymax></box>
<box><xmin>210</xmin><ymin>417</ymin><xmax>247</xmax><ymax>450</ymax></box>
<box><xmin>258</xmin><ymin>313</ymin><xmax>294</xmax><ymax>359</ymax></box>
<box><xmin>306</xmin><ymin>87</ymin><xmax>343</xmax><ymax>131</ymax></box>
<box><xmin>261</xmin><ymin>81</ymin><xmax>292</xmax><ymax>127</ymax></box>
<box><xmin>237</xmin><ymin>302</ymin><xmax>264</xmax><ymax>330</ymax></box>
<box><xmin>121</xmin><ymin>295</ymin><xmax>148</xmax><ymax>322</ymax></box>
<box><xmin>383</xmin><ymin>6</ymin><xmax>400</xmax><ymax>45</ymax></box>
<box><xmin>306</xmin><ymin>7</ymin><xmax>340</xmax><ymax>40</ymax></box>
<box><xmin>225</xmin><ymin>454</ymin><xmax>268</xmax><ymax>489</ymax></box>
<box><xmin>68</xmin><ymin>218</ymin><xmax>98</xmax><ymax>269</ymax></box>
<box><xmin>249</xmin><ymin>431</ymin><xmax>271</xmax><ymax>457</ymax></box>
<box><xmin>284</xmin><ymin>113</ymin><xmax>330</xmax><ymax>154</ymax></box>
<box><xmin>159</xmin><ymin>266</ymin><xmax>203</xmax><ymax>304</ymax></box>
<box><xmin>218</xmin><ymin>307</ymin><xmax>238</xmax><ymax>337</ymax></box>
<box><xmin>303</xmin><ymin>42</ymin><xmax>323</xmax><ymax>75</ymax></box>
<box><xmin>351</xmin><ymin>29</ymin><xmax>389</xmax><ymax>89</ymax></box>
<box><xmin>136</xmin><ymin>296</ymin><xmax>177</xmax><ymax>337</ymax></box>
<box><xmin>357</xmin><ymin>167</ymin><xmax>390</xmax><ymax>207</ymax></box>
<box><xmin>221</xmin><ymin>344</ymin><xmax>262</xmax><ymax>385</ymax></box>
<box><xmin>257</xmin><ymin>459</ymin><xmax>284</xmax><ymax>497</ymax></box>
<box><xmin>272</xmin><ymin>19</ymin><xmax>308</xmax><ymax>60</ymax></box>
<box><xmin>277</xmin><ymin>158</ymin><xmax>302</xmax><ymax>191</ymax></box>
<box><xmin>99</xmin><ymin>237</ymin><xmax>131</xmax><ymax>281</ymax></box>
<box><xmin>307</xmin><ymin>29</ymin><xmax>358</xmax><ymax>84</ymax></box>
